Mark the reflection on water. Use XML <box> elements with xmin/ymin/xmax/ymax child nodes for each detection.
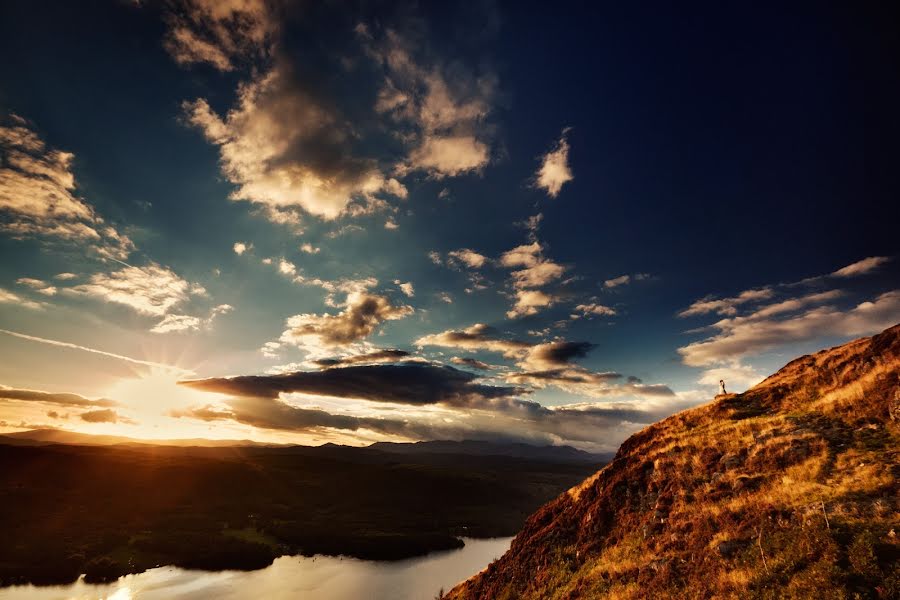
<box><xmin>0</xmin><ymin>537</ymin><xmax>512</xmax><ymax>600</ymax></box>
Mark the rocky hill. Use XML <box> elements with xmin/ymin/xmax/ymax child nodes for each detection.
<box><xmin>446</xmin><ymin>324</ymin><xmax>900</xmax><ymax>599</ymax></box>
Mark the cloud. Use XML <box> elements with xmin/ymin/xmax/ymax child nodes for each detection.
<box><xmin>313</xmin><ymin>349</ymin><xmax>411</xmax><ymax>368</ymax></box>
<box><xmin>16</xmin><ymin>278</ymin><xmax>57</xmax><ymax>296</ymax></box>
<box><xmin>679</xmin><ymin>287</ymin><xmax>775</xmax><ymax>318</ymax></box>
<box><xmin>183</xmin><ymin>63</ymin><xmax>407</xmax><ymax>220</ymax></box>
<box><xmin>497</xmin><ymin>241</ymin><xmax>567</xmax><ymax>318</ymax></box>
<box><xmin>278</xmin><ymin>292</ymin><xmax>413</xmax><ymax>350</ymax></box>
<box><xmin>572</xmin><ymin>303</ymin><xmax>617</xmax><ymax>318</ymax></box>
<box><xmin>395</xmin><ymin>280</ymin><xmax>415</xmax><ymax>297</ymax></box>
<box><xmin>300</xmin><ymin>243</ymin><xmax>320</xmax><ymax>254</ymax></box>
<box><xmin>80</xmin><ymin>408</ymin><xmax>124</xmax><ymax>424</ymax></box>
<box><xmin>832</xmin><ymin>256</ymin><xmax>891</xmax><ymax>278</ymax></box>
<box><xmin>447</xmin><ymin>248</ymin><xmax>487</xmax><ymax>269</ymax></box>
<box><xmin>405</xmin><ymin>136</ymin><xmax>489</xmax><ymax>178</ymax></box>
<box><xmin>0</xmin><ymin>385</ymin><xmax>117</xmax><ymax>408</ymax></box>
<box><xmin>499</xmin><ymin>243</ymin><xmax>566</xmax><ymax>286</ymax></box>
<box><xmin>507</xmin><ymin>289</ymin><xmax>559</xmax><ymax>319</ymax></box>
<box><xmin>603</xmin><ymin>275</ymin><xmax>630</xmax><ymax>288</ymax></box>
<box><xmin>265</xmin><ymin>256</ymin><xmax>379</xmax><ymax>305</ymax></box>
<box><xmin>0</xmin><ymin>288</ymin><xmax>44</xmax><ymax>310</ymax></box>
<box><xmin>0</xmin><ymin>115</ymin><xmax>134</xmax><ymax>260</ymax></box>
<box><xmin>697</xmin><ymin>362</ymin><xmax>765</xmax><ymax>392</ymax></box>
<box><xmin>416</xmin><ymin>323</ymin><xmax>531</xmax><ymax>357</ymax></box>
<box><xmin>233</xmin><ymin>241</ymin><xmax>251</xmax><ymax>255</ymax></box>
<box><xmin>182</xmin><ymin>362</ymin><xmax>523</xmax><ymax>408</ymax></box>
<box><xmin>364</xmin><ymin>27</ymin><xmax>496</xmax><ymax>178</ymax></box>
<box><xmin>520</xmin><ymin>341</ymin><xmax>595</xmax><ymax>370</ymax></box>
<box><xmin>67</xmin><ymin>263</ymin><xmax>206</xmax><ymax>317</ymax></box>
<box><xmin>162</xmin><ymin>0</ymin><xmax>276</xmax><ymax>71</ymax></box>
<box><xmin>149</xmin><ymin>304</ymin><xmax>232</xmax><ymax>334</ymax></box>
<box><xmin>418</xmin><ymin>326</ymin><xmax>671</xmax><ymax>402</ymax></box>
<box><xmin>450</xmin><ymin>357</ymin><xmax>494</xmax><ymax>370</ymax></box>
<box><xmin>534</xmin><ymin>128</ymin><xmax>573</xmax><ymax>198</ymax></box>
<box><xmin>679</xmin><ymin>289</ymin><xmax>900</xmax><ymax>366</ymax></box>
<box><xmin>603</xmin><ymin>273</ymin><xmax>649</xmax><ymax>289</ymax></box>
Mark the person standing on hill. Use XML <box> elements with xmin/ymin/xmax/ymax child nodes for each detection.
<box><xmin>719</xmin><ymin>379</ymin><xmax>727</xmax><ymax>395</ymax></box>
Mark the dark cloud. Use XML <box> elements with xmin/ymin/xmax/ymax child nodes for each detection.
<box><xmin>80</xmin><ymin>408</ymin><xmax>122</xmax><ymax>423</ymax></box>
<box><xmin>181</xmin><ymin>361</ymin><xmax>524</xmax><ymax>408</ymax></box>
<box><xmin>522</xmin><ymin>341</ymin><xmax>595</xmax><ymax>369</ymax></box>
<box><xmin>313</xmin><ymin>349</ymin><xmax>410</xmax><ymax>368</ymax></box>
<box><xmin>450</xmin><ymin>357</ymin><xmax>494</xmax><ymax>370</ymax></box>
<box><xmin>0</xmin><ymin>386</ymin><xmax>117</xmax><ymax>408</ymax></box>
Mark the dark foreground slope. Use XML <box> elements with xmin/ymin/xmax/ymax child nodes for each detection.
<box><xmin>447</xmin><ymin>324</ymin><xmax>900</xmax><ymax>600</ymax></box>
<box><xmin>0</xmin><ymin>441</ymin><xmax>599</xmax><ymax>586</ymax></box>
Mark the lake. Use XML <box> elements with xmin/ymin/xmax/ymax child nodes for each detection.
<box><xmin>0</xmin><ymin>537</ymin><xmax>512</xmax><ymax>600</ymax></box>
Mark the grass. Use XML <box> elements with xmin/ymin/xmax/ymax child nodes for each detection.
<box><xmin>447</xmin><ymin>324</ymin><xmax>900</xmax><ymax>600</ymax></box>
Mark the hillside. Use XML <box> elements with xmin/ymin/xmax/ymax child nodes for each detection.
<box><xmin>446</xmin><ymin>324</ymin><xmax>900</xmax><ymax>599</ymax></box>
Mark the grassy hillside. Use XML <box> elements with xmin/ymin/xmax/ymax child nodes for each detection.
<box><xmin>446</xmin><ymin>324</ymin><xmax>900</xmax><ymax>599</ymax></box>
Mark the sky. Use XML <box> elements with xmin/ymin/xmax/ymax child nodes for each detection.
<box><xmin>0</xmin><ymin>1</ymin><xmax>898</xmax><ymax>452</ymax></box>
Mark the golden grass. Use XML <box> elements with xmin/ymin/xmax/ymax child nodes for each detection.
<box><xmin>445</xmin><ymin>325</ymin><xmax>900</xmax><ymax>600</ymax></box>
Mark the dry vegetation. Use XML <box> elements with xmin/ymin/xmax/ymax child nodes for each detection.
<box><xmin>446</xmin><ymin>324</ymin><xmax>900</xmax><ymax>599</ymax></box>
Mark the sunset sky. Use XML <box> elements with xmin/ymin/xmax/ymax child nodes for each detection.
<box><xmin>0</xmin><ymin>1</ymin><xmax>897</xmax><ymax>451</ymax></box>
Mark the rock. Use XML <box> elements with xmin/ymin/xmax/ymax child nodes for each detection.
<box><xmin>716</xmin><ymin>540</ymin><xmax>745</xmax><ymax>558</ymax></box>
<box><xmin>649</xmin><ymin>558</ymin><xmax>669</xmax><ymax>572</ymax></box>
<box><xmin>719</xmin><ymin>453</ymin><xmax>741</xmax><ymax>470</ymax></box>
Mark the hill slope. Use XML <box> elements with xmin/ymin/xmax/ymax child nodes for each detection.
<box><xmin>446</xmin><ymin>325</ymin><xmax>900</xmax><ymax>599</ymax></box>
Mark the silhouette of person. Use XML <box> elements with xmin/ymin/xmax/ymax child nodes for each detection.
<box><xmin>719</xmin><ymin>379</ymin><xmax>727</xmax><ymax>395</ymax></box>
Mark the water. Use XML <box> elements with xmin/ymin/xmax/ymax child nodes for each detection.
<box><xmin>0</xmin><ymin>537</ymin><xmax>512</xmax><ymax>600</ymax></box>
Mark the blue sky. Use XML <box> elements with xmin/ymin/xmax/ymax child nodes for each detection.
<box><xmin>0</xmin><ymin>1</ymin><xmax>897</xmax><ymax>451</ymax></box>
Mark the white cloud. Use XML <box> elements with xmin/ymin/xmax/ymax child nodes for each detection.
<box><xmin>497</xmin><ymin>241</ymin><xmax>566</xmax><ymax>318</ymax></box>
<box><xmin>279</xmin><ymin>292</ymin><xmax>414</xmax><ymax>351</ymax></box>
<box><xmin>162</xmin><ymin>0</ymin><xmax>276</xmax><ymax>72</ymax></box>
<box><xmin>405</xmin><ymin>135</ymin><xmax>489</xmax><ymax>178</ymax></box>
<box><xmin>697</xmin><ymin>361</ymin><xmax>765</xmax><ymax>393</ymax></box>
<box><xmin>0</xmin><ymin>117</ymin><xmax>134</xmax><ymax>260</ymax></box>
<box><xmin>447</xmin><ymin>248</ymin><xmax>487</xmax><ymax>269</ymax></box>
<box><xmin>603</xmin><ymin>275</ymin><xmax>630</xmax><ymax>288</ymax></box>
<box><xmin>183</xmin><ymin>64</ymin><xmax>407</xmax><ymax>220</ymax></box>
<box><xmin>572</xmin><ymin>303</ymin><xmax>617</xmax><ymax>318</ymax></box>
<box><xmin>233</xmin><ymin>241</ymin><xmax>251</xmax><ymax>255</ymax></box>
<box><xmin>534</xmin><ymin>128</ymin><xmax>573</xmax><ymax>198</ymax></box>
<box><xmin>416</xmin><ymin>323</ymin><xmax>531</xmax><ymax>357</ymax></box>
<box><xmin>395</xmin><ymin>280</ymin><xmax>415</xmax><ymax>297</ymax></box>
<box><xmin>365</xmin><ymin>29</ymin><xmax>496</xmax><ymax>179</ymax></box>
<box><xmin>507</xmin><ymin>289</ymin><xmax>559</xmax><ymax>319</ymax></box>
<box><xmin>67</xmin><ymin>263</ymin><xmax>205</xmax><ymax>317</ymax></box>
<box><xmin>300</xmin><ymin>243</ymin><xmax>320</xmax><ymax>254</ymax></box>
<box><xmin>16</xmin><ymin>278</ymin><xmax>57</xmax><ymax>296</ymax></box>
<box><xmin>150</xmin><ymin>303</ymin><xmax>233</xmax><ymax>334</ymax></box>
<box><xmin>679</xmin><ymin>290</ymin><xmax>900</xmax><ymax>366</ymax></box>
<box><xmin>679</xmin><ymin>287</ymin><xmax>774</xmax><ymax>318</ymax></box>
<box><xmin>0</xmin><ymin>288</ymin><xmax>44</xmax><ymax>310</ymax></box>
<box><xmin>832</xmin><ymin>256</ymin><xmax>891</xmax><ymax>278</ymax></box>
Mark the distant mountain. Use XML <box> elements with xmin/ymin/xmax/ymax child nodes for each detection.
<box><xmin>0</xmin><ymin>429</ymin><xmax>610</xmax><ymax>463</ymax></box>
<box><xmin>368</xmin><ymin>440</ymin><xmax>611</xmax><ymax>463</ymax></box>
<box><xmin>446</xmin><ymin>324</ymin><xmax>900</xmax><ymax>599</ymax></box>
<box><xmin>0</xmin><ymin>428</ymin><xmax>284</xmax><ymax>448</ymax></box>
